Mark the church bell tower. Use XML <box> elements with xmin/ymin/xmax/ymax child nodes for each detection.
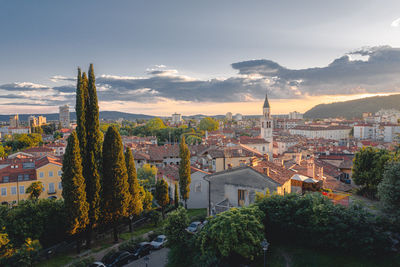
<box><xmin>260</xmin><ymin>92</ymin><xmax>273</xmax><ymax>160</ymax></box>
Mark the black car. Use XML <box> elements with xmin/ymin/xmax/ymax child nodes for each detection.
<box><xmin>101</xmin><ymin>251</ymin><xmax>135</xmax><ymax>267</ymax></box>
<box><xmin>131</xmin><ymin>242</ymin><xmax>152</xmax><ymax>259</ymax></box>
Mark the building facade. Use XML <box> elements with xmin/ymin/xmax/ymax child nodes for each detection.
<box><xmin>59</xmin><ymin>105</ymin><xmax>70</xmax><ymax>128</ymax></box>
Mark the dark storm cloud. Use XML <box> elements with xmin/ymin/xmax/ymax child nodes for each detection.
<box><xmin>1</xmin><ymin>46</ymin><xmax>400</xmax><ymax>106</ymax></box>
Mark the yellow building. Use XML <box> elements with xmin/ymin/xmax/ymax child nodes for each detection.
<box><xmin>0</xmin><ymin>156</ymin><xmax>62</xmax><ymax>205</ymax></box>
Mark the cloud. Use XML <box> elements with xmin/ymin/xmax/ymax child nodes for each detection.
<box><xmin>391</xmin><ymin>18</ymin><xmax>400</xmax><ymax>27</ymax></box>
<box><xmin>2</xmin><ymin>46</ymin><xmax>400</xmax><ymax>108</ymax></box>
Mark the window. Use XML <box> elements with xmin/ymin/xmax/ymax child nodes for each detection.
<box><xmin>58</xmin><ymin>170</ymin><xmax>62</xmax><ymax>177</ymax></box>
<box><xmin>49</xmin><ymin>171</ymin><xmax>54</xmax><ymax>177</ymax></box>
<box><xmin>24</xmin><ymin>174</ymin><xmax>29</xmax><ymax>181</ymax></box>
<box><xmin>18</xmin><ymin>174</ymin><xmax>23</xmax><ymax>181</ymax></box>
<box><xmin>238</xmin><ymin>189</ymin><xmax>245</xmax><ymax>206</ymax></box>
<box><xmin>195</xmin><ymin>182</ymin><xmax>202</xmax><ymax>192</ymax></box>
<box><xmin>19</xmin><ymin>186</ymin><xmax>25</xmax><ymax>194</ymax></box>
<box><xmin>11</xmin><ymin>187</ymin><xmax>16</xmax><ymax>195</ymax></box>
<box><xmin>3</xmin><ymin>176</ymin><xmax>9</xmax><ymax>183</ymax></box>
<box><xmin>39</xmin><ymin>172</ymin><xmax>44</xmax><ymax>178</ymax></box>
<box><xmin>58</xmin><ymin>182</ymin><xmax>62</xmax><ymax>190</ymax></box>
<box><xmin>1</xmin><ymin>188</ymin><xmax>6</xmax><ymax>196</ymax></box>
<box><xmin>48</xmin><ymin>183</ymin><xmax>55</xmax><ymax>193</ymax></box>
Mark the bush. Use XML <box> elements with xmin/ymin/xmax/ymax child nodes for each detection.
<box><xmin>70</xmin><ymin>257</ymin><xmax>94</xmax><ymax>267</ymax></box>
<box><xmin>148</xmin><ymin>229</ymin><xmax>164</xmax><ymax>241</ymax></box>
<box><xmin>119</xmin><ymin>237</ymin><xmax>147</xmax><ymax>253</ymax></box>
<box><xmin>256</xmin><ymin>193</ymin><xmax>392</xmax><ymax>255</ymax></box>
<box><xmin>148</xmin><ymin>210</ymin><xmax>162</xmax><ymax>226</ymax></box>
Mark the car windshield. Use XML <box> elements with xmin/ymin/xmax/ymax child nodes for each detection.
<box><xmin>190</xmin><ymin>223</ymin><xmax>198</xmax><ymax>227</ymax></box>
<box><xmin>155</xmin><ymin>237</ymin><xmax>163</xmax><ymax>242</ymax></box>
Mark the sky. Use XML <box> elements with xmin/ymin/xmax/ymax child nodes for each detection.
<box><xmin>1</xmin><ymin>0</ymin><xmax>400</xmax><ymax>116</ymax></box>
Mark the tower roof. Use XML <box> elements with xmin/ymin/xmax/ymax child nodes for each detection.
<box><xmin>263</xmin><ymin>93</ymin><xmax>270</xmax><ymax>108</ymax></box>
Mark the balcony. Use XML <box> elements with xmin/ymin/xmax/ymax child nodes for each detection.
<box><xmin>47</xmin><ymin>190</ymin><xmax>57</xmax><ymax>195</ymax></box>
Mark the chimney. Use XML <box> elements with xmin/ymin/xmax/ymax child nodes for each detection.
<box><xmin>307</xmin><ymin>158</ymin><xmax>315</xmax><ymax>178</ymax></box>
<box><xmin>263</xmin><ymin>167</ymin><xmax>270</xmax><ymax>176</ymax></box>
<box><xmin>295</xmin><ymin>153</ymin><xmax>302</xmax><ymax>165</ymax></box>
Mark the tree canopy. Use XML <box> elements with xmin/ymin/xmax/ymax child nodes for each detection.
<box><xmin>378</xmin><ymin>162</ymin><xmax>400</xmax><ymax>218</ymax></box>
<box><xmin>199</xmin><ymin>117</ymin><xmax>219</xmax><ymax>132</ymax></box>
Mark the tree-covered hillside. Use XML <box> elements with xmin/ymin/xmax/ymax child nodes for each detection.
<box><xmin>304</xmin><ymin>94</ymin><xmax>400</xmax><ymax>119</ymax></box>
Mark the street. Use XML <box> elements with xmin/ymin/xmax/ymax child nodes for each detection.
<box><xmin>125</xmin><ymin>248</ymin><xmax>169</xmax><ymax>267</ymax></box>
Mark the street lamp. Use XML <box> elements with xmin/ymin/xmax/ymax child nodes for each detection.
<box><xmin>261</xmin><ymin>239</ymin><xmax>269</xmax><ymax>267</ymax></box>
<box><xmin>144</xmin><ymin>256</ymin><xmax>149</xmax><ymax>267</ymax></box>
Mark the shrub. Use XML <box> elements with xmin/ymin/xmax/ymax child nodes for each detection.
<box><xmin>256</xmin><ymin>193</ymin><xmax>392</xmax><ymax>254</ymax></box>
<box><xmin>119</xmin><ymin>237</ymin><xmax>146</xmax><ymax>253</ymax></box>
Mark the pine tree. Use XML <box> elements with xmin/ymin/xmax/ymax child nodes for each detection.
<box><xmin>174</xmin><ymin>183</ymin><xmax>179</xmax><ymax>208</ymax></box>
<box><xmin>102</xmin><ymin>126</ymin><xmax>131</xmax><ymax>243</ymax></box>
<box><xmin>84</xmin><ymin>64</ymin><xmax>102</xmax><ymax>248</ymax></box>
<box><xmin>179</xmin><ymin>136</ymin><xmax>191</xmax><ymax>208</ymax></box>
<box><xmin>155</xmin><ymin>178</ymin><xmax>169</xmax><ymax>218</ymax></box>
<box><xmin>125</xmin><ymin>148</ymin><xmax>143</xmax><ymax>232</ymax></box>
<box><xmin>62</xmin><ymin>131</ymin><xmax>89</xmax><ymax>253</ymax></box>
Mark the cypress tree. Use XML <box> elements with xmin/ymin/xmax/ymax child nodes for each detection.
<box><xmin>125</xmin><ymin>148</ymin><xmax>143</xmax><ymax>232</ymax></box>
<box><xmin>179</xmin><ymin>136</ymin><xmax>191</xmax><ymax>208</ymax></box>
<box><xmin>76</xmin><ymin>68</ymin><xmax>88</xmax><ymax>158</ymax></box>
<box><xmin>62</xmin><ymin>131</ymin><xmax>89</xmax><ymax>253</ymax></box>
<box><xmin>84</xmin><ymin>64</ymin><xmax>102</xmax><ymax>248</ymax></box>
<box><xmin>155</xmin><ymin>178</ymin><xmax>169</xmax><ymax>219</ymax></box>
<box><xmin>102</xmin><ymin>126</ymin><xmax>131</xmax><ymax>243</ymax></box>
<box><xmin>174</xmin><ymin>183</ymin><xmax>179</xmax><ymax>208</ymax></box>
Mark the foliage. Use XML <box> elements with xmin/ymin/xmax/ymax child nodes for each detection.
<box><xmin>378</xmin><ymin>162</ymin><xmax>400</xmax><ymax>218</ymax></box>
<box><xmin>145</xmin><ymin>118</ymin><xmax>166</xmax><ymax>132</ymax></box>
<box><xmin>164</xmin><ymin>207</ymin><xmax>190</xmax><ymax>247</ymax></box>
<box><xmin>0</xmin><ymin>238</ymin><xmax>41</xmax><ymax>267</ymax></box>
<box><xmin>102</xmin><ymin>126</ymin><xmax>131</xmax><ymax>241</ymax></box>
<box><xmin>352</xmin><ymin>147</ymin><xmax>393</xmax><ymax>198</ymax></box>
<box><xmin>69</xmin><ymin>257</ymin><xmax>94</xmax><ymax>267</ymax></box>
<box><xmin>1</xmin><ymin>199</ymin><xmax>67</xmax><ymax>248</ymax></box>
<box><xmin>125</xmin><ymin>148</ymin><xmax>143</xmax><ymax>217</ymax></box>
<box><xmin>0</xmin><ymin>229</ymin><xmax>14</xmax><ymax>258</ymax></box>
<box><xmin>62</xmin><ymin>131</ymin><xmax>89</xmax><ymax>235</ymax></box>
<box><xmin>155</xmin><ymin>179</ymin><xmax>169</xmax><ymax>218</ymax></box>
<box><xmin>148</xmin><ymin>210</ymin><xmax>162</xmax><ymax>226</ymax></box>
<box><xmin>84</xmin><ymin>64</ymin><xmax>102</xmax><ymax>232</ymax></box>
<box><xmin>75</xmin><ymin>68</ymin><xmax>88</xmax><ymax>162</ymax></box>
<box><xmin>185</xmin><ymin>135</ymin><xmax>202</xmax><ymax>145</ymax></box>
<box><xmin>174</xmin><ymin>183</ymin><xmax>179</xmax><ymax>208</ymax></box>
<box><xmin>137</xmin><ymin>164</ymin><xmax>157</xmax><ymax>188</ymax></box>
<box><xmin>256</xmin><ymin>193</ymin><xmax>392</xmax><ymax>254</ymax></box>
<box><xmin>118</xmin><ymin>237</ymin><xmax>147</xmax><ymax>253</ymax></box>
<box><xmin>199</xmin><ymin>117</ymin><xmax>219</xmax><ymax>131</ymax></box>
<box><xmin>25</xmin><ymin>181</ymin><xmax>43</xmax><ymax>200</ymax></box>
<box><xmin>142</xmin><ymin>189</ymin><xmax>153</xmax><ymax>212</ymax></box>
<box><xmin>255</xmin><ymin>188</ymin><xmax>270</xmax><ymax>202</ymax></box>
<box><xmin>4</xmin><ymin>133</ymin><xmax>43</xmax><ymax>152</ymax></box>
<box><xmin>197</xmin><ymin>206</ymin><xmax>265</xmax><ymax>263</ymax></box>
<box><xmin>179</xmin><ymin>136</ymin><xmax>191</xmax><ymax>208</ymax></box>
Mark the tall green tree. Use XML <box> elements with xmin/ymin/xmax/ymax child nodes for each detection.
<box><xmin>179</xmin><ymin>136</ymin><xmax>191</xmax><ymax>208</ymax></box>
<box><xmin>378</xmin><ymin>162</ymin><xmax>400</xmax><ymax>218</ymax></box>
<box><xmin>75</xmin><ymin>68</ymin><xmax>88</xmax><ymax>159</ymax></box>
<box><xmin>125</xmin><ymin>148</ymin><xmax>143</xmax><ymax>232</ymax></box>
<box><xmin>62</xmin><ymin>131</ymin><xmax>89</xmax><ymax>253</ymax></box>
<box><xmin>353</xmin><ymin>147</ymin><xmax>392</xmax><ymax>198</ymax></box>
<box><xmin>155</xmin><ymin>179</ymin><xmax>169</xmax><ymax>218</ymax></box>
<box><xmin>83</xmin><ymin>64</ymin><xmax>102</xmax><ymax>247</ymax></box>
<box><xmin>25</xmin><ymin>182</ymin><xmax>43</xmax><ymax>201</ymax></box>
<box><xmin>102</xmin><ymin>126</ymin><xmax>131</xmax><ymax>243</ymax></box>
<box><xmin>174</xmin><ymin>183</ymin><xmax>179</xmax><ymax>208</ymax></box>
<box><xmin>199</xmin><ymin>117</ymin><xmax>219</xmax><ymax>132</ymax></box>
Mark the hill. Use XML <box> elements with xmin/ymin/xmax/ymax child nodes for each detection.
<box><xmin>304</xmin><ymin>94</ymin><xmax>400</xmax><ymax>119</ymax></box>
<box><xmin>0</xmin><ymin>111</ymin><xmax>155</xmax><ymax>122</ymax></box>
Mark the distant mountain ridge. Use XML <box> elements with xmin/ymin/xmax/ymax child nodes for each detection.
<box><xmin>304</xmin><ymin>94</ymin><xmax>400</xmax><ymax>119</ymax></box>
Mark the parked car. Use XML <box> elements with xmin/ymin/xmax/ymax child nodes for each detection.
<box><xmin>101</xmin><ymin>251</ymin><xmax>135</xmax><ymax>267</ymax></box>
<box><xmin>186</xmin><ymin>221</ymin><xmax>202</xmax><ymax>233</ymax></box>
<box><xmin>150</xmin><ymin>235</ymin><xmax>167</xmax><ymax>249</ymax></box>
<box><xmin>132</xmin><ymin>242</ymin><xmax>152</xmax><ymax>259</ymax></box>
<box><xmin>88</xmin><ymin>262</ymin><xmax>106</xmax><ymax>267</ymax></box>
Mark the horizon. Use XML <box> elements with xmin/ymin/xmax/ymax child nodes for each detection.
<box><xmin>1</xmin><ymin>1</ymin><xmax>400</xmax><ymax>115</ymax></box>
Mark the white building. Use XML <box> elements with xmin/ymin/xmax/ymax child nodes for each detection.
<box><xmin>59</xmin><ymin>105</ymin><xmax>70</xmax><ymax>128</ymax></box>
<box><xmin>225</xmin><ymin>112</ymin><xmax>233</xmax><ymax>120</ymax></box>
<box><xmin>354</xmin><ymin>123</ymin><xmax>400</xmax><ymax>142</ymax></box>
<box><xmin>288</xmin><ymin>111</ymin><xmax>303</xmax><ymax>120</ymax></box>
<box><xmin>171</xmin><ymin>113</ymin><xmax>182</xmax><ymax>124</ymax></box>
<box><xmin>289</xmin><ymin>125</ymin><xmax>351</xmax><ymax>140</ymax></box>
<box><xmin>186</xmin><ymin>167</ymin><xmax>210</xmax><ymax>209</ymax></box>
<box><xmin>234</xmin><ymin>113</ymin><xmax>243</xmax><ymax>121</ymax></box>
<box><xmin>260</xmin><ymin>93</ymin><xmax>273</xmax><ymax>160</ymax></box>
